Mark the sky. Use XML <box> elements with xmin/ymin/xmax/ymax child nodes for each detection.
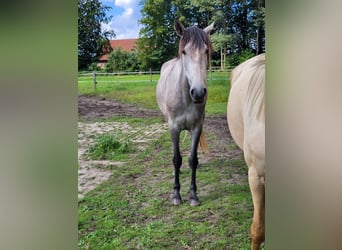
<box><xmin>100</xmin><ymin>0</ymin><xmax>142</xmax><ymax>39</ymax></box>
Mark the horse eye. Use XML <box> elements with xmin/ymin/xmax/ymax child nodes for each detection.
<box><xmin>205</xmin><ymin>49</ymin><xmax>209</xmax><ymax>54</ymax></box>
<box><xmin>182</xmin><ymin>50</ymin><xmax>186</xmax><ymax>55</ymax></box>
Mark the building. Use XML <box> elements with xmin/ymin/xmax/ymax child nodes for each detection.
<box><xmin>97</xmin><ymin>38</ymin><xmax>138</xmax><ymax>68</ymax></box>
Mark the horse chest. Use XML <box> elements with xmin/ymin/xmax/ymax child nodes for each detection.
<box><xmin>170</xmin><ymin>102</ymin><xmax>205</xmax><ymax>130</ymax></box>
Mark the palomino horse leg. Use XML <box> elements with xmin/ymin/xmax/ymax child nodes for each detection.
<box><xmin>248</xmin><ymin>166</ymin><xmax>265</xmax><ymax>250</ymax></box>
<box><xmin>188</xmin><ymin>127</ymin><xmax>201</xmax><ymax>206</ymax></box>
<box><xmin>170</xmin><ymin>127</ymin><xmax>182</xmax><ymax>205</ymax></box>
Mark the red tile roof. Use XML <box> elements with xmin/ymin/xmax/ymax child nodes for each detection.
<box><xmin>99</xmin><ymin>38</ymin><xmax>138</xmax><ymax>62</ymax></box>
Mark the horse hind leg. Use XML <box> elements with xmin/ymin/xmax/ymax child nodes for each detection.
<box><xmin>248</xmin><ymin>166</ymin><xmax>265</xmax><ymax>249</ymax></box>
<box><xmin>171</xmin><ymin>128</ymin><xmax>182</xmax><ymax>205</ymax></box>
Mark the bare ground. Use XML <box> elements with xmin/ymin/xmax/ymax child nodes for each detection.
<box><xmin>78</xmin><ymin>95</ymin><xmax>243</xmax><ymax>199</ymax></box>
<box><xmin>78</xmin><ymin>95</ymin><xmax>160</xmax><ymax>119</ymax></box>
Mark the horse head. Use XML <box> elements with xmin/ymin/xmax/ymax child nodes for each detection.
<box><xmin>175</xmin><ymin>20</ymin><xmax>214</xmax><ymax>104</ymax></box>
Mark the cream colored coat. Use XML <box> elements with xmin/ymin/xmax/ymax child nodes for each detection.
<box><xmin>227</xmin><ymin>53</ymin><xmax>265</xmax><ymax>250</ymax></box>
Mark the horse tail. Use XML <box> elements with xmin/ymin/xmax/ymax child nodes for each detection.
<box><xmin>199</xmin><ymin>131</ymin><xmax>209</xmax><ymax>154</ymax></box>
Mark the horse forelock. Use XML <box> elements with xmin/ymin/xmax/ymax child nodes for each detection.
<box><xmin>178</xmin><ymin>26</ymin><xmax>212</xmax><ymax>62</ymax></box>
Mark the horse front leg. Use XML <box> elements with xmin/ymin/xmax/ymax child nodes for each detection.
<box><xmin>248</xmin><ymin>166</ymin><xmax>265</xmax><ymax>250</ymax></box>
<box><xmin>189</xmin><ymin>127</ymin><xmax>201</xmax><ymax>206</ymax></box>
<box><xmin>171</xmin><ymin>128</ymin><xmax>182</xmax><ymax>205</ymax></box>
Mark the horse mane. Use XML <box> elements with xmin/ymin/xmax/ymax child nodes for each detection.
<box><xmin>232</xmin><ymin>54</ymin><xmax>265</xmax><ymax>121</ymax></box>
<box><xmin>178</xmin><ymin>26</ymin><xmax>213</xmax><ymax>64</ymax></box>
<box><xmin>246</xmin><ymin>54</ymin><xmax>265</xmax><ymax>121</ymax></box>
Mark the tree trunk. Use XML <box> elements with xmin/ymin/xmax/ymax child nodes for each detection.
<box><xmin>223</xmin><ymin>48</ymin><xmax>226</xmax><ymax>70</ymax></box>
<box><xmin>220</xmin><ymin>48</ymin><xmax>224</xmax><ymax>71</ymax></box>
<box><xmin>256</xmin><ymin>0</ymin><xmax>265</xmax><ymax>54</ymax></box>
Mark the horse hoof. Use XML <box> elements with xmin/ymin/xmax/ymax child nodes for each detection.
<box><xmin>190</xmin><ymin>199</ymin><xmax>200</xmax><ymax>207</ymax></box>
<box><xmin>173</xmin><ymin>198</ymin><xmax>181</xmax><ymax>205</ymax></box>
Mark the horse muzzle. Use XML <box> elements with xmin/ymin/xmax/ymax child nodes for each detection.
<box><xmin>190</xmin><ymin>87</ymin><xmax>207</xmax><ymax>104</ymax></box>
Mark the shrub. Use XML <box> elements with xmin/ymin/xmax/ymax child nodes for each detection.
<box><xmin>226</xmin><ymin>49</ymin><xmax>255</xmax><ymax>67</ymax></box>
<box><xmin>88</xmin><ymin>62</ymin><xmax>101</xmax><ymax>72</ymax></box>
<box><xmin>105</xmin><ymin>48</ymin><xmax>140</xmax><ymax>72</ymax></box>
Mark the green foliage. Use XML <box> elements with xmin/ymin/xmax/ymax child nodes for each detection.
<box><xmin>84</xmin><ymin>133</ymin><xmax>133</xmax><ymax>160</ymax></box>
<box><xmin>239</xmin><ymin>48</ymin><xmax>256</xmax><ymax>62</ymax></box>
<box><xmin>227</xmin><ymin>49</ymin><xmax>255</xmax><ymax>67</ymax></box>
<box><xmin>78</xmin><ymin>0</ymin><xmax>114</xmax><ymax>70</ymax></box>
<box><xmin>211</xmin><ymin>33</ymin><xmax>236</xmax><ymax>70</ymax></box>
<box><xmin>211</xmin><ymin>33</ymin><xmax>233</xmax><ymax>52</ymax></box>
<box><xmin>87</xmin><ymin>62</ymin><xmax>101</xmax><ymax>72</ymax></box>
<box><xmin>137</xmin><ymin>0</ymin><xmax>178</xmax><ymax>70</ymax></box>
<box><xmin>105</xmin><ymin>48</ymin><xmax>140</xmax><ymax>72</ymax></box>
<box><xmin>138</xmin><ymin>0</ymin><xmax>265</xmax><ymax>70</ymax></box>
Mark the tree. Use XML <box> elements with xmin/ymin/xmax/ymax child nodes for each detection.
<box><xmin>229</xmin><ymin>1</ymin><xmax>251</xmax><ymax>51</ymax></box>
<box><xmin>187</xmin><ymin>0</ymin><xmax>217</xmax><ymax>26</ymax></box>
<box><xmin>105</xmin><ymin>48</ymin><xmax>139</xmax><ymax>72</ymax></box>
<box><xmin>78</xmin><ymin>0</ymin><xmax>114</xmax><ymax>70</ymax></box>
<box><xmin>137</xmin><ymin>0</ymin><xmax>177</xmax><ymax>70</ymax></box>
<box><xmin>211</xmin><ymin>33</ymin><xmax>235</xmax><ymax>70</ymax></box>
<box><xmin>228</xmin><ymin>0</ymin><xmax>265</xmax><ymax>54</ymax></box>
<box><xmin>137</xmin><ymin>0</ymin><xmax>265</xmax><ymax>70</ymax></box>
<box><xmin>253</xmin><ymin>0</ymin><xmax>265</xmax><ymax>54</ymax></box>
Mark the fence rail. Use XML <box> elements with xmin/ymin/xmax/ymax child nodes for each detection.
<box><xmin>78</xmin><ymin>66</ymin><xmax>232</xmax><ymax>76</ymax></box>
<box><xmin>78</xmin><ymin>70</ymin><xmax>161</xmax><ymax>77</ymax></box>
<box><xmin>78</xmin><ymin>67</ymin><xmax>231</xmax><ymax>91</ymax></box>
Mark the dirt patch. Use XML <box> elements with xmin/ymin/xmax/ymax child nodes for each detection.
<box><xmin>78</xmin><ymin>95</ymin><xmax>160</xmax><ymax>119</ymax></box>
<box><xmin>78</xmin><ymin>95</ymin><xmax>243</xmax><ymax>199</ymax></box>
<box><xmin>202</xmin><ymin>115</ymin><xmax>241</xmax><ymax>163</ymax></box>
<box><xmin>78</xmin><ymin>121</ymin><xmax>168</xmax><ymax>199</ymax></box>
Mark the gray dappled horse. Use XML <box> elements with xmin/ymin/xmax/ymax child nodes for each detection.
<box><xmin>156</xmin><ymin>20</ymin><xmax>214</xmax><ymax>206</ymax></box>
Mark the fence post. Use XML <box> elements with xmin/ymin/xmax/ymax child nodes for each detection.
<box><xmin>210</xmin><ymin>64</ymin><xmax>213</xmax><ymax>82</ymax></box>
<box><xmin>93</xmin><ymin>71</ymin><xmax>97</xmax><ymax>91</ymax></box>
<box><xmin>150</xmin><ymin>68</ymin><xmax>152</xmax><ymax>85</ymax></box>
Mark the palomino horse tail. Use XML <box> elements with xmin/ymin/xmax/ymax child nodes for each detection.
<box><xmin>199</xmin><ymin>131</ymin><xmax>209</xmax><ymax>154</ymax></box>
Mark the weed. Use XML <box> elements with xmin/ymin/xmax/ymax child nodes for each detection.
<box><xmin>84</xmin><ymin>133</ymin><xmax>134</xmax><ymax>160</ymax></box>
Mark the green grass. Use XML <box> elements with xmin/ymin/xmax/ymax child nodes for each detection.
<box><xmin>78</xmin><ymin>117</ymin><xmax>254</xmax><ymax>249</ymax></box>
<box><xmin>83</xmin><ymin>133</ymin><xmax>134</xmax><ymax>161</ymax></box>
<box><xmin>78</xmin><ymin>71</ymin><xmax>261</xmax><ymax>249</ymax></box>
<box><xmin>78</xmin><ymin>72</ymin><xmax>230</xmax><ymax>114</ymax></box>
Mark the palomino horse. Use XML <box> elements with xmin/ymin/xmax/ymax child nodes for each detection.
<box><xmin>227</xmin><ymin>54</ymin><xmax>265</xmax><ymax>249</ymax></box>
<box><xmin>156</xmin><ymin>20</ymin><xmax>214</xmax><ymax>206</ymax></box>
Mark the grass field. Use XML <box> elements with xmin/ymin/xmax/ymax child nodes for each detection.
<box><xmin>78</xmin><ymin>71</ymin><xmax>230</xmax><ymax>115</ymax></box>
<box><xmin>78</xmin><ymin>72</ymin><xmax>261</xmax><ymax>249</ymax></box>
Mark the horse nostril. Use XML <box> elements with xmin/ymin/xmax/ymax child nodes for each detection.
<box><xmin>203</xmin><ymin>88</ymin><xmax>207</xmax><ymax>96</ymax></box>
<box><xmin>190</xmin><ymin>88</ymin><xmax>195</xmax><ymax>96</ymax></box>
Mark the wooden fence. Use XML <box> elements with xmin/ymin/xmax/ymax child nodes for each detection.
<box><xmin>78</xmin><ymin>67</ymin><xmax>232</xmax><ymax>91</ymax></box>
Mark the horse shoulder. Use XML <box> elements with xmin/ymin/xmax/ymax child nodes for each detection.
<box><xmin>157</xmin><ymin>58</ymin><xmax>183</xmax><ymax>117</ymax></box>
<box><xmin>227</xmin><ymin>66</ymin><xmax>247</xmax><ymax>150</ymax></box>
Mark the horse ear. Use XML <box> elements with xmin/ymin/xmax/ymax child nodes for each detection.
<box><xmin>204</xmin><ymin>22</ymin><xmax>215</xmax><ymax>34</ymax></box>
<box><xmin>174</xmin><ymin>19</ymin><xmax>185</xmax><ymax>37</ymax></box>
